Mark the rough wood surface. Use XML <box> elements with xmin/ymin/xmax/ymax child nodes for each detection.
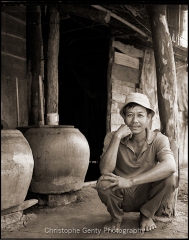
<box><xmin>106</xmin><ymin>34</ymin><xmax>115</xmax><ymax>133</ymax></box>
<box><xmin>112</xmin><ymin>63</ymin><xmax>140</xmax><ymax>83</ymax></box>
<box><xmin>1</xmin><ymin>6</ymin><xmax>26</xmax><ymax>21</ymax></box>
<box><xmin>113</xmin><ymin>41</ymin><xmax>144</xmax><ymax>58</ymax></box>
<box><xmin>27</xmin><ymin>5</ymin><xmax>43</xmax><ymax>125</ymax></box>
<box><xmin>1</xmin><ymin>12</ymin><xmax>26</xmax><ymax>39</ymax></box>
<box><xmin>114</xmin><ymin>52</ymin><xmax>139</xmax><ymax>69</ymax></box>
<box><xmin>1</xmin><ymin>6</ymin><xmax>28</xmax><ymax>128</ymax></box>
<box><xmin>46</xmin><ymin>6</ymin><xmax>59</xmax><ymax>114</ymax></box>
<box><xmin>147</xmin><ymin>4</ymin><xmax>179</xmax><ymax>217</ymax></box>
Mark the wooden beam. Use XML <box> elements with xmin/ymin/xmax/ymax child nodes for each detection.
<box><xmin>147</xmin><ymin>4</ymin><xmax>179</xmax><ymax>217</ymax></box>
<box><xmin>91</xmin><ymin>5</ymin><xmax>151</xmax><ymax>40</ymax></box>
<box><xmin>46</xmin><ymin>6</ymin><xmax>59</xmax><ymax>115</ymax></box>
<box><xmin>58</xmin><ymin>4</ymin><xmax>110</xmax><ymax>23</ymax></box>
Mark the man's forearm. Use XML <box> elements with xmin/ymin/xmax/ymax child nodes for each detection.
<box><xmin>132</xmin><ymin>157</ymin><xmax>176</xmax><ymax>186</ymax></box>
<box><xmin>100</xmin><ymin>135</ymin><xmax>121</xmax><ymax>175</ymax></box>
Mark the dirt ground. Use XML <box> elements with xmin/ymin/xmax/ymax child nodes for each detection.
<box><xmin>1</xmin><ymin>166</ymin><xmax>188</xmax><ymax>239</ymax></box>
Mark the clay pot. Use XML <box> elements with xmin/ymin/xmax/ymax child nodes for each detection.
<box><xmin>24</xmin><ymin>125</ymin><xmax>90</xmax><ymax>194</ymax></box>
<box><xmin>1</xmin><ymin>130</ymin><xmax>34</xmax><ymax>210</ymax></box>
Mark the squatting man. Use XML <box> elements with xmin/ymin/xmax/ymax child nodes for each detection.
<box><xmin>96</xmin><ymin>92</ymin><xmax>178</xmax><ymax>232</ymax></box>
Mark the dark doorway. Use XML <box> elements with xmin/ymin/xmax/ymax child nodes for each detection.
<box><xmin>58</xmin><ymin>17</ymin><xmax>109</xmax><ymax>181</ymax></box>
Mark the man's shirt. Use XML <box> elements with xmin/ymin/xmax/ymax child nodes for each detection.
<box><xmin>100</xmin><ymin>127</ymin><xmax>174</xmax><ymax>190</ymax></box>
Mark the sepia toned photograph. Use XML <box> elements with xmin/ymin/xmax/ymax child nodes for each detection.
<box><xmin>1</xmin><ymin>1</ymin><xmax>188</xmax><ymax>239</ymax></box>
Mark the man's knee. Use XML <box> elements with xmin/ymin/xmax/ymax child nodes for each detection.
<box><xmin>96</xmin><ymin>177</ymin><xmax>112</xmax><ymax>192</ymax></box>
<box><xmin>164</xmin><ymin>172</ymin><xmax>179</xmax><ymax>189</ymax></box>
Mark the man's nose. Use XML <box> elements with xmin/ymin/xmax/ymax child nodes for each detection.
<box><xmin>132</xmin><ymin>115</ymin><xmax>138</xmax><ymax>122</ymax></box>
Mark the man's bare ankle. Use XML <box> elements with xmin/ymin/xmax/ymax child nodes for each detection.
<box><xmin>140</xmin><ymin>212</ymin><xmax>157</xmax><ymax>232</ymax></box>
<box><xmin>104</xmin><ymin>218</ymin><xmax>123</xmax><ymax>230</ymax></box>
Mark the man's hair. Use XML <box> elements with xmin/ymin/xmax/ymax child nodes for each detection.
<box><xmin>122</xmin><ymin>102</ymin><xmax>152</xmax><ymax>116</ymax></box>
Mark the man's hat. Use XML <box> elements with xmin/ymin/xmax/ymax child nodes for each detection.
<box><xmin>120</xmin><ymin>92</ymin><xmax>155</xmax><ymax>118</ymax></box>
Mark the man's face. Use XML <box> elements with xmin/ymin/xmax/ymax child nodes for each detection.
<box><xmin>124</xmin><ymin>105</ymin><xmax>151</xmax><ymax>135</ymax></box>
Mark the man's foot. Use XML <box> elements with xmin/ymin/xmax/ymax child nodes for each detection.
<box><xmin>104</xmin><ymin>219</ymin><xmax>123</xmax><ymax>230</ymax></box>
<box><xmin>140</xmin><ymin>212</ymin><xmax>157</xmax><ymax>232</ymax></box>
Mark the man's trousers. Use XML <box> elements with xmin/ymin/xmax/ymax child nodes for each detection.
<box><xmin>96</xmin><ymin>173</ymin><xmax>178</xmax><ymax>223</ymax></box>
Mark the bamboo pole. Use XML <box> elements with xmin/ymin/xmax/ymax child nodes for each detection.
<box><xmin>147</xmin><ymin>4</ymin><xmax>179</xmax><ymax>217</ymax></box>
<box><xmin>46</xmin><ymin>6</ymin><xmax>60</xmax><ymax>124</ymax></box>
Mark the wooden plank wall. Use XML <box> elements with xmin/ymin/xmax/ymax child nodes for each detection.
<box><xmin>140</xmin><ymin>49</ymin><xmax>161</xmax><ymax>131</ymax></box>
<box><xmin>109</xmin><ymin>40</ymin><xmax>144</xmax><ymax>132</ymax></box>
<box><xmin>1</xmin><ymin>6</ymin><xmax>28</xmax><ymax>128</ymax></box>
<box><xmin>108</xmin><ymin>40</ymin><xmax>188</xmax><ymax>166</ymax></box>
<box><xmin>176</xmin><ymin>60</ymin><xmax>188</xmax><ymax>166</ymax></box>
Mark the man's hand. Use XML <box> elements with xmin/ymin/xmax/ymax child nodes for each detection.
<box><xmin>101</xmin><ymin>173</ymin><xmax>133</xmax><ymax>191</ymax></box>
<box><xmin>115</xmin><ymin>124</ymin><xmax>132</xmax><ymax>140</ymax></box>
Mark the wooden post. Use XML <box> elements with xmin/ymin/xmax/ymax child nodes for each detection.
<box><xmin>39</xmin><ymin>76</ymin><xmax>44</xmax><ymax>125</ymax></box>
<box><xmin>27</xmin><ymin>6</ymin><xmax>43</xmax><ymax>125</ymax></box>
<box><xmin>46</xmin><ymin>6</ymin><xmax>59</xmax><ymax>118</ymax></box>
<box><xmin>106</xmin><ymin>32</ymin><xmax>115</xmax><ymax>133</ymax></box>
<box><xmin>147</xmin><ymin>5</ymin><xmax>179</xmax><ymax>217</ymax></box>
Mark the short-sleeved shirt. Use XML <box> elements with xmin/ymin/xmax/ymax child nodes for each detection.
<box><xmin>100</xmin><ymin>127</ymin><xmax>174</xmax><ymax>190</ymax></box>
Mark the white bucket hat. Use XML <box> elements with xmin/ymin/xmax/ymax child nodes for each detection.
<box><xmin>120</xmin><ymin>92</ymin><xmax>155</xmax><ymax>118</ymax></box>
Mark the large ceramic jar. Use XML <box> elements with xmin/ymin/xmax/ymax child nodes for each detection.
<box><xmin>24</xmin><ymin>125</ymin><xmax>90</xmax><ymax>194</ymax></box>
<box><xmin>1</xmin><ymin>130</ymin><xmax>34</xmax><ymax>210</ymax></box>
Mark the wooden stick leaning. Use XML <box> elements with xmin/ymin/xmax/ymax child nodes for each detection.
<box><xmin>39</xmin><ymin>75</ymin><xmax>44</xmax><ymax>125</ymax></box>
<box><xmin>15</xmin><ymin>77</ymin><xmax>20</xmax><ymax>127</ymax></box>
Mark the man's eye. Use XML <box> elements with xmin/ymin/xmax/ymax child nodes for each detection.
<box><xmin>139</xmin><ymin>114</ymin><xmax>144</xmax><ymax>117</ymax></box>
